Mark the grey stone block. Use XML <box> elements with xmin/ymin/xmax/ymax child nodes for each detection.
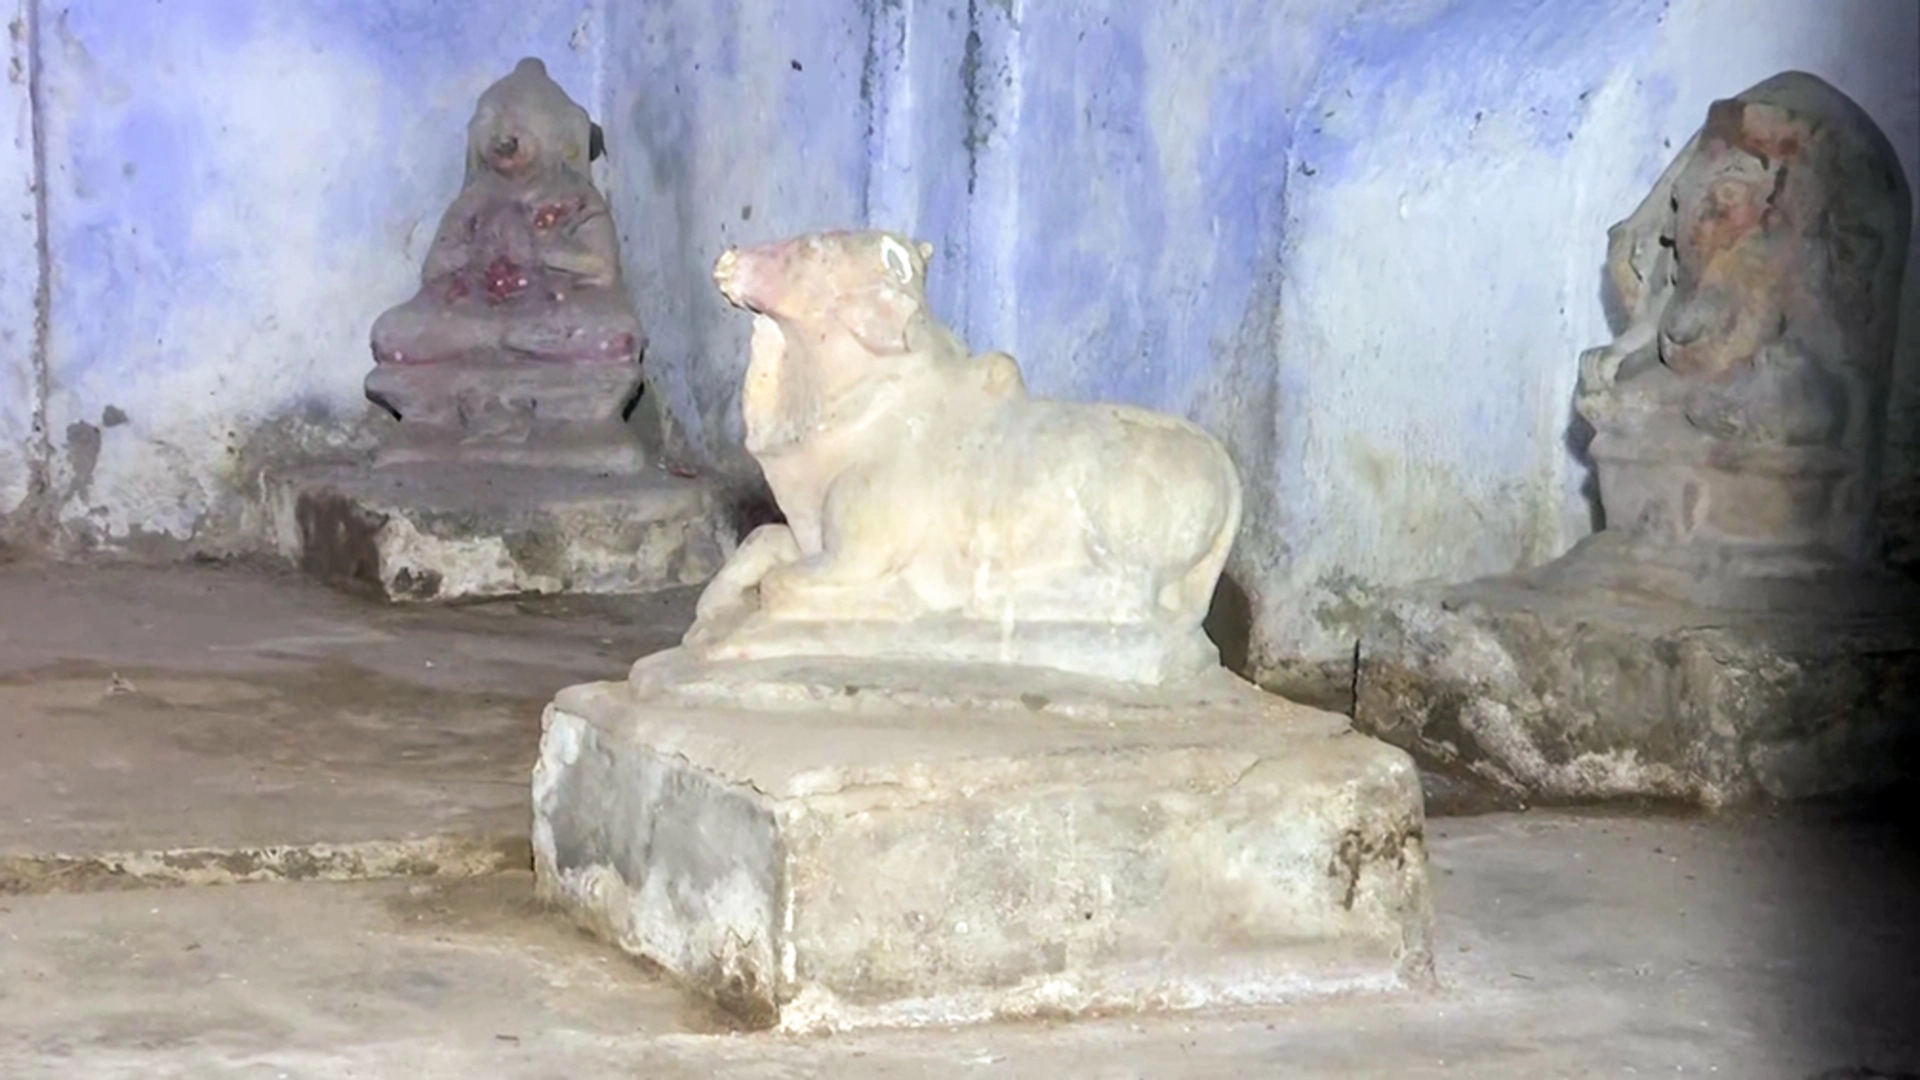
<box><xmin>260</xmin><ymin>463</ymin><xmax>727</xmax><ymax>602</ymax></box>
<box><xmin>532</xmin><ymin>657</ymin><xmax>1433</xmax><ymax>1031</ymax></box>
<box><xmin>1355</xmin><ymin>569</ymin><xmax>1920</xmax><ymax>806</ymax></box>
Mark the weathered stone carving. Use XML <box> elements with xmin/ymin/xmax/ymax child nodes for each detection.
<box><xmin>1575</xmin><ymin>71</ymin><xmax>1911</xmax><ymax>570</ymax></box>
<box><xmin>688</xmin><ymin>230</ymin><xmax>1243</xmax><ymax>684</ymax></box>
<box><xmin>1352</xmin><ymin>73</ymin><xmax>1919</xmax><ymax>809</ymax></box>
<box><xmin>277</xmin><ymin>59</ymin><xmax>726</xmax><ymax>604</ymax></box>
<box><xmin>366</xmin><ymin>58</ymin><xmax>645</xmax><ymax>472</ymax></box>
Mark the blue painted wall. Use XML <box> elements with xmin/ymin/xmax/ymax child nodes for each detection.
<box><xmin>599</xmin><ymin>0</ymin><xmax>1352</xmax><ymax>484</ymax></box>
<box><xmin>974</xmin><ymin>0</ymin><xmax>1351</xmax><ymax>689</ymax></box>
<box><xmin>600</xmin><ymin>0</ymin><xmax>873</xmax><ymax>472</ymax></box>
<box><xmin>34</xmin><ymin>0</ymin><xmax>600</xmax><ymax>544</ymax></box>
<box><xmin>0</xmin><ymin>0</ymin><xmax>1914</xmax><ymax>689</ymax></box>
<box><xmin>601</xmin><ymin>0</ymin><xmax>1917</xmax><ymax>689</ymax></box>
<box><xmin>0</xmin><ymin>0</ymin><xmax>37</xmax><ymax>523</ymax></box>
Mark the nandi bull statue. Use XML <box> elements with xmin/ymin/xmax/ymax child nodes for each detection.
<box><xmin>685</xmin><ymin>230</ymin><xmax>1243</xmax><ymax>686</ymax></box>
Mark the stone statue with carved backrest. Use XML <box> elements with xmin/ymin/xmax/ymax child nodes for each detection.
<box><xmin>365</xmin><ymin>58</ymin><xmax>647</xmax><ymax>472</ymax></box>
<box><xmin>1573</xmin><ymin>71</ymin><xmax>1911</xmax><ymax>595</ymax></box>
<box><xmin>1349</xmin><ymin>73</ymin><xmax>1920</xmax><ymax>808</ymax></box>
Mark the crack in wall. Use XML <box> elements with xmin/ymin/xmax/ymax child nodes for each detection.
<box><xmin>20</xmin><ymin>0</ymin><xmax>50</xmax><ymax>542</ymax></box>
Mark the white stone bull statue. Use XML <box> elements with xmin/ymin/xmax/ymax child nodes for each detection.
<box><xmin>687</xmin><ymin>229</ymin><xmax>1242</xmax><ymax>685</ymax></box>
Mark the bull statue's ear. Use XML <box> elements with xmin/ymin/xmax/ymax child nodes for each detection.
<box><xmin>880</xmin><ymin>235</ymin><xmax>915</xmax><ymax>285</ymax></box>
<box><xmin>917</xmin><ymin>240</ymin><xmax>934</xmax><ymax>261</ymax></box>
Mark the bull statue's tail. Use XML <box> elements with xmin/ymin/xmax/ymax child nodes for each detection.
<box><xmin>1159</xmin><ymin>435</ymin><xmax>1243</xmax><ymax>623</ymax></box>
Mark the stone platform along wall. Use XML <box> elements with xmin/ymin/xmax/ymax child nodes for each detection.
<box><xmin>1355</xmin><ymin>570</ymin><xmax>1920</xmax><ymax>807</ymax></box>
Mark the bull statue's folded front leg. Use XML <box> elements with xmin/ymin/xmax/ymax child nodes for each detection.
<box><xmin>684</xmin><ymin>524</ymin><xmax>802</xmax><ymax>649</ymax></box>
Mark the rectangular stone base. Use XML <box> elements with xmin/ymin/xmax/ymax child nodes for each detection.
<box><xmin>532</xmin><ymin>666</ymin><xmax>1433</xmax><ymax>1031</ymax></box>
<box><xmin>260</xmin><ymin>463</ymin><xmax>727</xmax><ymax>602</ymax></box>
<box><xmin>1356</xmin><ymin>576</ymin><xmax>1920</xmax><ymax>806</ymax></box>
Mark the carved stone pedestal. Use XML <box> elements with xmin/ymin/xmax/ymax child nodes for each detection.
<box><xmin>263</xmin><ymin>462</ymin><xmax>726</xmax><ymax>602</ymax></box>
<box><xmin>363</xmin><ymin>360</ymin><xmax>647</xmax><ymax>475</ymax></box>
<box><xmin>1354</xmin><ymin>536</ymin><xmax>1920</xmax><ymax>807</ymax></box>
<box><xmin>532</xmin><ymin>652</ymin><xmax>1433</xmax><ymax>1031</ymax></box>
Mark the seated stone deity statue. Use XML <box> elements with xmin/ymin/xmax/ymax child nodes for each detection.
<box><xmin>365</xmin><ymin>58</ymin><xmax>646</xmax><ymax>471</ymax></box>
<box><xmin>685</xmin><ymin>230</ymin><xmax>1243</xmax><ymax>685</ymax></box>
<box><xmin>1575</xmin><ymin>72</ymin><xmax>1911</xmax><ymax>564</ymax></box>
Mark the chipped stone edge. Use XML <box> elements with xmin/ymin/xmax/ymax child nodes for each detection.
<box><xmin>771</xmin><ymin>966</ymin><xmax>1424</xmax><ymax>1036</ymax></box>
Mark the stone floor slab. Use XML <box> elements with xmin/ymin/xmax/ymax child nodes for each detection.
<box><xmin>3</xmin><ymin>561</ymin><xmax>1917</xmax><ymax>1075</ymax></box>
<box><xmin>4</xmin><ymin>812</ymin><xmax>1918</xmax><ymax>1078</ymax></box>
<box><xmin>0</xmin><ymin>559</ymin><xmax>695</xmax><ymax>886</ymax></box>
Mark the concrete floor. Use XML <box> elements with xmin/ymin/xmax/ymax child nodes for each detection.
<box><xmin>1</xmin><ymin>558</ymin><xmax>1917</xmax><ymax>1078</ymax></box>
<box><xmin>0</xmin><ymin>556</ymin><xmax>691</xmax><ymax>880</ymax></box>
